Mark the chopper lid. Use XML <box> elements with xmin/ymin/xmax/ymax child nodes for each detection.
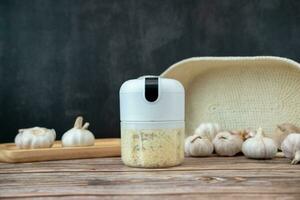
<box><xmin>119</xmin><ymin>75</ymin><xmax>184</xmax><ymax>122</ymax></box>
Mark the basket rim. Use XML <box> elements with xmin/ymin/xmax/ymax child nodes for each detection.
<box><xmin>161</xmin><ymin>56</ymin><xmax>300</xmax><ymax>77</ymax></box>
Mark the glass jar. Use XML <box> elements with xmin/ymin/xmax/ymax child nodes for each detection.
<box><xmin>121</xmin><ymin>121</ymin><xmax>184</xmax><ymax>168</ymax></box>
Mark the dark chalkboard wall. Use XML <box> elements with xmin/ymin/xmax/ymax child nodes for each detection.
<box><xmin>0</xmin><ymin>0</ymin><xmax>299</xmax><ymax>142</ymax></box>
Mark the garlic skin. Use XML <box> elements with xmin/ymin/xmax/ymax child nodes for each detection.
<box><xmin>62</xmin><ymin>116</ymin><xmax>95</xmax><ymax>147</ymax></box>
<box><xmin>15</xmin><ymin>127</ymin><xmax>56</xmax><ymax>149</ymax></box>
<box><xmin>232</xmin><ymin>128</ymin><xmax>256</xmax><ymax>140</ymax></box>
<box><xmin>185</xmin><ymin>135</ymin><xmax>213</xmax><ymax>157</ymax></box>
<box><xmin>281</xmin><ymin>133</ymin><xmax>300</xmax><ymax>165</ymax></box>
<box><xmin>213</xmin><ymin>131</ymin><xmax>243</xmax><ymax>156</ymax></box>
<box><xmin>242</xmin><ymin>128</ymin><xmax>277</xmax><ymax>159</ymax></box>
<box><xmin>270</xmin><ymin>123</ymin><xmax>300</xmax><ymax>149</ymax></box>
<box><xmin>194</xmin><ymin>123</ymin><xmax>221</xmax><ymax>141</ymax></box>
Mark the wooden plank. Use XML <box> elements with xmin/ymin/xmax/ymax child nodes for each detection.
<box><xmin>7</xmin><ymin>194</ymin><xmax>299</xmax><ymax>200</ymax></box>
<box><xmin>0</xmin><ymin>169</ymin><xmax>300</xmax><ymax>197</ymax></box>
<box><xmin>0</xmin><ymin>157</ymin><xmax>299</xmax><ymax>199</ymax></box>
<box><xmin>0</xmin><ymin>139</ymin><xmax>120</xmax><ymax>163</ymax></box>
<box><xmin>0</xmin><ymin>157</ymin><xmax>298</xmax><ymax>174</ymax></box>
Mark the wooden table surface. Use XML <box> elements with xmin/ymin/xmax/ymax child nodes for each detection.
<box><xmin>0</xmin><ymin>156</ymin><xmax>299</xmax><ymax>199</ymax></box>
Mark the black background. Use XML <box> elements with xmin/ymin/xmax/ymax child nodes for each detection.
<box><xmin>0</xmin><ymin>0</ymin><xmax>299</xmax><ymax>142</ymax></box>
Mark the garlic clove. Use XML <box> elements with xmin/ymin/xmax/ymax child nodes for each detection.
<box><xmin>213</xmin><ymin>131</ymin><xmax>243</xmax><ymax>156</ymax></box>
<box><xmin>185</xmin><ymin>135</ymin><xmax>213</xmax><ymax>157</ymax></box>
<box><xmin>281</xmin><ymin>133</ymin><xmax>300</xmax><ymax>165</ymax></box>
<box><xmin>62</xmin><ymin>116</ymin><xmax>95</xmax><ymax>147</ymax></box>
<box><xmin>270</xmin><ymin>123</ymin><xmax>300</xmax><ymax>149</ymax></box>
<box><xmin>194</xmin><ymin>123</ymin><xmax>221</xmax><ymax>141</ymax></box>
<box><xmin>15</xmin><ymin>127</ymin><xmax>56</xmax><ymax>149</ymax></box>
<box><xmin>62</xmin><ymin>129</ymin><xmax>95</xmax><ymax>147</ymax></box>
<box><xmin>242</xmin><ymin>128</ymin><xmax>277</xmax><ymax>159</ymax></box>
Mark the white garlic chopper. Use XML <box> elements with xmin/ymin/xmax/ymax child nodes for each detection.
<box><xmin>120</xmin><ymin>76</ymin><xmax>185</xmax><ymax>168</ymax></box>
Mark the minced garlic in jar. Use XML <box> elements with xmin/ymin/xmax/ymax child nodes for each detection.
<box><xmin>121</xmin><ymin>128</ymin><xmax>184</xmax><ymax>168</ymax></box>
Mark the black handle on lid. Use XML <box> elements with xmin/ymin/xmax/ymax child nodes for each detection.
<box><xmin>145</xmin><ymin>77</ymin><xmax>159</xmax><ymax>102</ymax></box>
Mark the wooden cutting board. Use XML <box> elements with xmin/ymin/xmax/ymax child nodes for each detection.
<box><xmin>0</xmin><ymin>138</ymin><xmax>121</xmax><ymax>163</ymax></box>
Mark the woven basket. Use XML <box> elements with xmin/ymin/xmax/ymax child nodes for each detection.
<box><xmin>161</xmin><ymin>56</ymin><xmax>300</xmax><ymax>137</ymax></box>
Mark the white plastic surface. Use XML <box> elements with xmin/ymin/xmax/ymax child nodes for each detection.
<box><xmin>120</xmin><ymin>76</ymin><xmax>185</xmax><ymax>122</ymax></box>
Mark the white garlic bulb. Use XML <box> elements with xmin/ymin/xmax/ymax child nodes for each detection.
<box><xmin>15</xmin><ymin>127</ymin><xmax>56</xmax><ymax>149</ymax></box>
<box><xmin>242</xmin><ymin>128</ymin><xmax>277</xmax><ymax>159</ymax></box>
<box><xmin>62</xmin><ymin>116</ymin><xmax>95</xmax><ymax>147</ymax></box>
<box><xmin>281</xmin><ymin>133</ymin><xmax>300</xmax><ymax>165</ymax></box>
<box><xmin>194</xmin><ymin>123</ymin><xmax>221</xmax><ymax>141</ymax></box>
<box><xmin>270</xmin><ymin>123</ymin><xmax>300</xmax><ymax>149</ymax></box>
<box><xmin>213</xmin><ymin>131</ymin><xmax>243</xmax><ymax>156</ymax></box>
<box><xmin>185</xmin><ymin>135</ymin><xmax>213</xmax><ymax>157</ymax></box>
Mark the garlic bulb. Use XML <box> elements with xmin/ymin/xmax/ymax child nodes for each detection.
<box><xmin>213</xmin><ymin>131</ymin><xmax>243</xmax><ymax>156</ymax></box>
<box><xmin>271</xmin><ymin>123</ymin><xmax>300</xmax><ymax>149</ymax></box>
<box><xmin>281</xmin><ymin>134</ymin><xmax>300</xmax><ymax>165</ymax></box>
<box><xmin>194</xmin><ymin>123</ymin><xmax>221</xmax><ymax>141</ymax></box>
<box><xmin>62</xmin><ymin>116</ymin><xmax>95</xmax><ymax>147</ymax></box>
<box><xmin>185</xmin><ymin>135</ymin><xmax>213</xmax><ymax>157</ymax></box>
<box><xmin>242</xmin><ymin>128</ymin><xmax>277</xmax><ymax>159</ymax></box>
<box><xmin>15</xmin><ymin>127</ymin><xmax>56</xmax><ymax>149</ymax></box>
